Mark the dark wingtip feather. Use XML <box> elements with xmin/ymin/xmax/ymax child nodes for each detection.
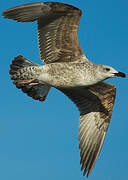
<box><xmin>2</xmin><ymin>2</ymin><xmax>82</xmax><ymax>22</ymax></box>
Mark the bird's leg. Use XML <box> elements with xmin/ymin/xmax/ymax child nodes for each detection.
<box><xmin>14</xmin><ymin>78</ymin><xmax>39</xmax><ymax>86</ymax></box>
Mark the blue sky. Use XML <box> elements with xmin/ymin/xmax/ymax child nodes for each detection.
<box><xmin>1</xmin><ymin>0</ymin><xmax>128</xmax><ymax>179</ymax></box>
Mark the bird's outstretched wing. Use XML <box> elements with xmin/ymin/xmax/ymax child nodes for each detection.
<box><xmin>59</xmin><ymin>82</ymin><xmax>116</xmax><ymax>177</ymax></box>
<box><xmin>2</xmin><ymin>2</ymin><xmax>84</xmax><ymax>64</ymax></box>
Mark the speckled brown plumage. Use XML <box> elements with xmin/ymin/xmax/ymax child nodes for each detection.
<box><xmin>2</xmin><ymin>2</ymin><xmax>125</xmax><ymax>177</ymax></box>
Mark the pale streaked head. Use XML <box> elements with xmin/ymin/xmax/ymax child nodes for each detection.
<box><xmin>97</xmin><ymin>65</ymin><xmax>126</xmax><ymax>80</ymax></box>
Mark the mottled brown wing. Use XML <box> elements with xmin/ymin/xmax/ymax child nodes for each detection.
<box><xmin>2</xmin><ymin>2</ymin><xmax>84</xmax><ymax>64</ymax></box>
<box><xmin>59</xmin><ymin>82</ymin><xmax>116</xmax><ymax>177</ymax></box>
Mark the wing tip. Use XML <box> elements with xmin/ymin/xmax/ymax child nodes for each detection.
<box><xmin>2</xmin><ymin>2</ymin><xmax>82</xmax><ymax>19</ymax></box>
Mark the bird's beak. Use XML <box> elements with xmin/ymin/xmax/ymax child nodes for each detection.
<box><xmin>114</xmin><ymin>72</ymin><xmax>126</xmax><ymax>78</ymax></box>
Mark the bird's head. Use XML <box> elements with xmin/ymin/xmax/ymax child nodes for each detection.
<box><xmin>97</xmin><ymin>65</ymin><xmax>126</xmax><ymax>80</ymax></box>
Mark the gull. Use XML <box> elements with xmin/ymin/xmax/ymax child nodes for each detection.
<box><xmin>2</xmin><ymin>2</ymin><xmax>126</xmax><ymax>177</ymax></box>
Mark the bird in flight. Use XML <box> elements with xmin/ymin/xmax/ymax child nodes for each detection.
<box><xmin>2</xmin><ymin>2</ymin><xmax>126</xmax><ymax>177</ymax></box>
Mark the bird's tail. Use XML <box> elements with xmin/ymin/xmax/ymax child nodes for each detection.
<box><xmin>9</xmin><ymin>55</ymin><xmax>51</xmax><ymax>101</ymax></box>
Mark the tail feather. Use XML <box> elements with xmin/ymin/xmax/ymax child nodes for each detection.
<box><xmin>18</xmin><ymin>83</ymin><xmax>50</xmax><ymax>101</ymax></box>
<box><xmin>9</xmin><ymin>55</ymin><xmax>51</xmax><ymax>101</ymax></box>
<box><xmin>9</xmin><ymin>55</ymin><xmax>38</xmax><ymax>75</ymax></box>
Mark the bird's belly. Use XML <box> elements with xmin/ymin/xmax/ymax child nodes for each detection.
<box><xmin>47</xmin><ymin>75</ymin><xmax>97</xmax><ymax>88</ymax></box>
<box><xmin>38</xmin><ymin>70</ymin><xmax>101</xmax><ymax>88</ymax></box>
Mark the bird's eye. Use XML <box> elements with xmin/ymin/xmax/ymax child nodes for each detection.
<box><xmin>104</xmin><ymin>68</ymin><xmax>110</xmax><ymax>71</ymax></box>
